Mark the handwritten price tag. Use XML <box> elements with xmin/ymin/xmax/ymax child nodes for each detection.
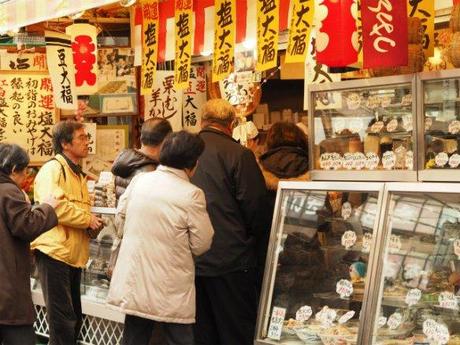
<box><xmin>406</xmin><ymin>150</ymin><xmax>414</xmax><ymax>170</ymax></box>
<box><xmin>267</xmin><ymin>307</ymin><xmax>286</xmax><ymax>340</ymax></box>
<box><xmin>315</xmin><ymin>306</ymin><xmax>337</xmax><ymax>328</ymax></box>
<box><xmin>336</xmin><ymin>279</ymin><xmax>353</xmax><ymax>298</ymax></box>
<box><xmin>331</xmin><ymin>153</ymin><xmax>343</xmax><ymax>170</ymax></box>
<box><xmin>387</xmin><ymin>312</ymin><xmax>402</xmax><ymax>330</ymax></box>
<box><xmin>352</xmin><ymin>152</ymin><xmax>366</xmax><ymax>170</ymax></box>
<box><xmin>365</xmin><ymin>152</ymin><xmax>379</xmax><ymax>170</ymax></box>
<box><xmin>378</xmin><ymin>316</ymin><xmax>387</xmax><ymax>329</ymax></box>
<box><xmin>343</xmin><ymin>153</ymin><xmax>354</xmax><ymax>170</ymax></box>
<box><xmin>449</xmin><ymin>120</ymin><xmax>460</xmax><ymax>134</ymax></box>
<box><xmin>320</xmin><ymin>153</ymin><xmax>333</xmax><ymax>170</ymax></box>
<box><xmin>382</xmin><ymin>151</ymin><xmax>395</xmax><ymax>170</ymax></box>
<box><xmin>402</xmin><ymin>115</ymin><xmax>413</xmax><ymax>131</ymax></box>
<box><xmin>386</xmin><ymin>119</ymin><xmax>398</xmax><ymax>132</ymax></box>
<box><xmin>435</xmin><ymin>152</ymin><xmax>449</xmax><ymax>167</ymax></box>
<box><xmin>341</xmin><ymin>230</ymin><xmax>357</xmax><ymax>249</ymax></box>
<box><xmin>362</xmin><ymin>232</ymin><xmax>373</xmax><ymax>253</ymax></box>
<box><xmin>424</xmin><ymin>319</ymin><xmax>450</xmax><ymax>345</ymax></box>
<box><xmin>338</xmin><ymin>311</ymin><xmax>355</xmax><ymax>324</ymax></box>
<box><xmin>341</xmin><ymin>202</ymin><xmax>353</xmax><ymax>220</ymax></box>
<box><xmin>438</xmin><ymin>291</ymin><xmax>459</xmax><ymax>310</ymax></box>
<box><xmin>388</xmin><ymin>234</ymin><xmax>402</xmax><ymax>254</ymax></box>
<box><xmin>370</xmin><ymin>121</ymin><xmax>384</xmax><ymax>133</ymax></box>
<box><xmin>296</xmin><ymin>306</ymin><xmax>313</xmax><ymax>322</ymax></box>
<box><xmin>449</xmin><ymin>154</ymin><xmax>460</xmax><ymax>168</ymax></box>
<box><xmin>405</xmin><ymin>288</ymin><xmax>422</xmax><ymax>306</ymax></box>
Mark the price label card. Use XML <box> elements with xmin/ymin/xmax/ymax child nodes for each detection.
<box><xmin>350</xmin><ymin>119</ymin><xmax>363</xmax><ymax>134</ymax></box>
<box><xmin>343</xmin><ymin>153</ymin><xmax>354</xmax><ymax>170</ymax></box>
<box><xmin>370</xmin><ymin>121</ymin><xmax>384</xmax><ymax>133</ymax></box>
<box><xmin>454</xmin><ymin>239</ymin><xmax>460</xmax><ymax>259</ymax></box>
<box><xmin>315</xmin><ymin>306</ymin><xmax>337</xmax><ymax>328</ymax></box>
<box><xmin>338</xmin><ymin>311</ymin><xmax>355</xmax><ymax>324</ymax></box>
<box><xmin>405</xmin><ymin>288</ymin><xmax>422</xmax><ymax>306</ymax></box>
<box><xmin>423</xmin><ymin>319</ymin><xmax>437</xmax><ymax>339</ymax></box>
<box><xmin>387</xmin><ymin>312</ymin><xmax>402</xmax><ymax>330</ymax></box>
<box><xmin>296</xmin><ymin>306</ymin><xmax>313</xmax><ymax>322</ymax></box>
<box><xmin>341</xmin><ymin>230</ymin><xmax>357</xmax><ymax>249</ymax></box>
<box><xmin>401</xmin><ymin>94</ymin><xmax>412</xmax><ymax>106</ymax></box>
<box><xmin>352</xmin><ymin>152</ymin><xmax>366</xmax><ymax>170</ymax></box>
<box><xmin>449</xmin><ymin>120</ymin><xmax>460</xmax><ymax>134</ymax></box>
<box><xmin>336</xmin><ymin>279</ymin><xmax>353</xmax><ymax>298</ymax></box>
<box><xmin>331</xmin><ymin>153</ymin><xmax>343</xmax><ymax>170</ymax></box>
<box><xmin>267</xmin><ymin>307</ymin><xmax>286</xmax><ymax>340</ymax></box>
<box><xmin>449</xmin><ymin>154</ymin><xmax>460</xmax><ymax>168</ymax></box>
<box><xmin>425</xmin><ymin>117</ymin><xmax>433</xmax><ymax>131</ymax></box>
<box><xmin>438</xmin><ymin>291</ymin><xmax>459</xmax><ymax>310</ymax></box>
<box><xmin>405</xmin><ymin>150</ymin><xmax>414</xmax><ymax>170</ymax></box>
<box><xmin>341</xmin><ymin>202</ymin><xmax>353</xmax><ymax>221</ymax></box>
<box><xmin>378</xmin><ymin>316</ymin><xmax>387</xmax><ymax>329</ymax></box>
<box><xmin>382</xmin><ymin>151</ymin><xmax>395</xmax><ymax>170</ymax></box>
<box><xmin>388</xmin><ymin>234</ymin><xmax>402</xmax><ymax>254</ymax></box>
<box><xmin>402</xmin><ymin>115</ymin><xmax>413</xmax><ymax>131</ymax></box>
<box><xmin>434</xmin><ymin>323</ymin><xmax>450</xmax><ymax>344</ymax></box>
<box><xmin>362</xmin><ymin>232</ymin><xmax>373</xmax><ymax>253</ymax></box>
<box><xmin>386</xmin><ymin>119</ymin><xmax>398</xmax><ymax>132</ymax></box>
<box><xmin>365</xmin><ymin>152</ymin><xmax>379</xmax><ymax>170</ymax></box>
<box><xmin>435</xmin><ymin>152</ymin><xmax>449</xmax><ymax>167</ymax></box>
<box><xmin>320</xmin><ymin>153</ymin><xmax>333</xmax><ymax>170</ymax></box>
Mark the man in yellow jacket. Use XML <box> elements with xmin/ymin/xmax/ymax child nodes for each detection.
<box><xmin>32</xmin><ymin>120</ymin><xmax>103</xmax><ymax>345</ymax></box>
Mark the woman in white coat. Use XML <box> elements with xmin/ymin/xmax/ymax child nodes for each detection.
<box><xmin>107</xmin><ymin>131</ymin><xmax>214</xmax><ymax>345</ymax></box>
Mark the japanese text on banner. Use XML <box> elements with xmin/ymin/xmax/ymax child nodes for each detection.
<box><xmin>0</xmin><ymin>52</ymin><xmax>47</xmax><ymax>71</ymax></box>
<box><xmin>286</xmin><ymin>0</ymin><xmax>314</xmax><ymax>64</ymax></box>
<box><xmin>175</xmin><ymin>0</ymin><xmax>194</xmax><ymax>88</ymax></box>
<box><xmin>141</xmin><ymin>0</ymin><xmax>159</xmax><ymax>96</ymax></box>
<box><xmin>183</xmin><ymin>65</ymin><xmax>206</xmax><ymax>132</ymax></box>
<box><xmin>212</xmin><ymin>0</ymin><xmax>236</xmax><ymax>82</ymax></box>
<box><xmin>257</xmin><ymin>0</ymin><xmax>279</xmax><ymax>71</ymax></box>
<box><xmin>408</xmin><ymin>0</ymin><xmax>434</xmax><ymax>58</ymax></box>
<box><xmin>362</xmin><ymin>0</ymin><xmax>408</xmax><ymax>69</ymax></box>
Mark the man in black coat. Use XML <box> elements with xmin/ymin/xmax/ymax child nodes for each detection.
<box><xmin>192</xmin><ymin>99</ymin><xmax>270</xmax><ymax>345</ymax></box>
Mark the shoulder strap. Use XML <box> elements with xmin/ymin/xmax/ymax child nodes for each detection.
<box><xmin>48</xmin><ymin>157</ymin><xmax>66</xmax><ymax>182</ymax></box>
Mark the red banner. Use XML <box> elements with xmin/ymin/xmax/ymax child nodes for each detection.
<box><xmin>315</xmin><ymin>0</ymin><xmax>359</xmax><ymax>68</ymax></box>
<box><xmin>362</xmin><ymin>0</ymin><xmax>408</xmax><ymax>69</ymax></box>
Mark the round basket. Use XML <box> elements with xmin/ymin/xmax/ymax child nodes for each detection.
<box><xmin>450</xmin><ymin>4</ymin><xmax>460</xmax><ymax>32</ymax></box>
<box><xmin>408</xmin><ymin>17</ymin><xmax>423</xmax><ymax>44</ymax></box>
<box><xmin>448</xmin><ymin>32</ymin><xmax>460</xmax><ymax>67</ymax></box>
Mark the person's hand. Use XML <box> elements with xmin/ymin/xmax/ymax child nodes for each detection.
<box><xmin>42</xmin><ymin>194</ymin><xmax>61</xmax><ymax>209</ymax></box>
<box><xmin>89</xmin><ymin>214</ymin><xmax>104</xmax><ymax>231</ymax></box>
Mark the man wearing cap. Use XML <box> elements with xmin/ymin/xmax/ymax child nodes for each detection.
<box><xmin>191</xmin><ymin>99</ymin><xmax>270</xmax><ymax>345</ymax></box>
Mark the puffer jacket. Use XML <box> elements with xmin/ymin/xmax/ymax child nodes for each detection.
<box><xmin>0</xmin><ymin>173</ymin><xmax>57</xmax><ymax>325</ymax></box>
<box><xmin>111</xmin><ymin>149</ymin><xmax>158</xmax><ymax>200</ymax></box>
<box><xmin>31</xmin><ymin>154</ymin><xmax>92</xmax><ymax>268</ymax></box>
<box><xmin>107</xmin><ymin>166</ymin><xmax>214</xmax><ymax>323</ymax></box>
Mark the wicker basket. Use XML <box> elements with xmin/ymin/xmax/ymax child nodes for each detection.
<box><xmin>450</xmin><ymin>4</ymin><xmax>460</xmax><ymax>32</ymax></box>
<box><xmin>448</xmin><ymin>32</ymin><xmax>460</xmax><ymax>67</ymax></box>
<box><xmin>408</xmin><ymin>17</ymin><xmax>423</xmax><ymax>44</ymax></box>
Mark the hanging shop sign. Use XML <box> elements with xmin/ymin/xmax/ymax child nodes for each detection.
<box><xmin>256</xmin><ymin>0</ymin><xmax>280</xmax><ymax>71</ymax></box>
<box><xmin>286</xmin><ymin>0</ymin><xmax>315</xmax><ymax>64</ymax></box>
<box><xmin>144</xmin><ymin>70</ymin><xmax>183</xmax><ymax>131</ymax></box>
<box><xmin>174</xmin><ymin>0</ymin><xmax>193</xmax><ymax>89</ymax></box>
<box><xmin>141</xmin><ymin>0</ymin><xmax>160</xmax><ymax>96</ymax></box>
<box><xmin>408</xmin><ymin>0</ymin><xmax>435</xmax><ymax>58</ymax></box>
<box><xmin>0</xmin><ymin>52</ymin><xmax>47</xmax><ymax>72</ymax></box>
<box><xmin>45</xmin><ymin>31</ymin><xmax>78</xmax><ymax>110</ymax></box>
<box><xmin>66</xmin><ymin>22</ymin><xmax>98</xmax><ymax>95</ymax></box>
<box><xmin>0</xmin><ymin>73</ymin><xmax>56</xmax><ymax>164</ymax></box>
<box><xmin>316</xmin><ymin>0</ymin><xmax>359</xmax><ymax>67</ymax></box>
<box><xmin>212</xmin><ymin>0</ymin><xmax>236</xmax><ymax>82</ymax></box>
<box><xmin>183</xmin><ymin>65</ymin><xmax>207</xmax><ymax>133</ymax></box>
<box><xmin>362</xmin><ymin>0</ymin><xmax>408</xmax><ymax>69</ymax></box>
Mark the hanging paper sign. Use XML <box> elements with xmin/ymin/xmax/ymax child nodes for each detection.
<box><xmin>454</xmin><ymin>239</ymin><xmax>460</xmax><ymax>259</ymax></box>
<box><xmin>408</xmin><ymin>0</ymin><xmax>434</xmax><ymax>58</ymax></box>
<box><xmin>141</xmin><ymin>0</ymin><xmax>160</xmax><ymax>96</ymax></box>
<box><xmin>315</xmin><ymin>306</ymin><xmax>337</xmax><ymax>328</ymax></box>
<box><xmin>388</xmin><ymin>234</ymin><xmax>401</xmax><ymax>254</ymax></box>
<box><xmin>448</xmin><ymin>120</ymin><xmax>460</xmax><ymax>134</ymax></box>
<box><xmin>406</xmin><ymin>150</ymin><xmax>414</xmax><ymax>170</ymax></box>
<box><xmin>286</xmin><ymin>0</ymin><xmax>314</xmax><ymax>64</ymax></box>
<box><xmin>45</xmin><ymin>31</ymin><xmax>77</xmax><ymax>110</ymax></box>
<box><xmin>449</xmin><ymin>154</ymin><xmax>460</xmax><ymax>168</ymax></box>
<box><xmin>362</xmin><ymin>0</ymin><xmax>408</xmax><ymax>69</ymax></box>
<box><xmin>267</xmin><ymin>307</ymin><xmax>286</xmax><ymax>340</ymax></box>
<box><xmin>66</xmin><ymin>23</ymin><xmax>98</xmax><ymax>95</ymax></box>
<box><xmin>341</xmin><ymin>203</ymin><xmax>353</xmax><ymax>221</ymax></box>
<box><xmin>295</xmin><ymin>306</ymin><xmax>313</xmax><ymax>322</ymax></box>
<box><xmin>256</xmin><ymin>0</ymin><xmax>279</xmax><ymax>71</ymax></box>
<box><xmin>174</xmin><ymin>0</ymin><xmax>193</xmax><ymax>89</ymax></box>
<box><xmin>212</xmin><ymin>0</ymin><xmax>236</xmax><ymax>82</ymax></box>
<box><xmin>338</xmin><ymin>311</ymin><xmax>355</xmax><ymax>324</ymax></box>
<box><xmin>144</xmin><ymin>70</ymin><xmax>183</xmax><ymax>131</ymax></box>
<box><xmin>0</xmin><ymin>52</ymin><xmax>47</xmax><ymax>71</ymax></box>
<box><xmin>405</xmin><ymin>288</ymin><xmax>422</xmax><ymax>306</ymax></box>
<box><xmin>370</xmin><ymin>121</ymin><xmax>384</xmax><ymax>133</ymax></box>
<box><xmin>382</xmin><ymin>151</ymin><xmax>396</xmax><ymax>170</ymax></box>
<box><xmin>316</xmin><ymin>0</ymin><xmax>359</xmax><ymax>67</ymax></box>
<box><xmin>362</xmin><ymin>232</ymin><xmax>373</xmax><ymax>253</ymax></box>
<box><xmin>336</xmin><ymin>279</ymin><xmax>353</xmax><ymax>298</ymax></box>
<box><xmin>378</xmin><ymin>316</ymin><xmax>387</xmax><ymax>329</ymax></box>
<box><xmin>435</xmin><ymin>152</ymin><xmax>449</xmax><ymax>167</ymax></box>
<box><xmin>84</xmin><ymin>122</ymin><xmax>97</xmax><ymax>154</ymax></box>
<box><xmin>365</xmin><ymin>152</ymin><xmax>380</xmax><ymax>170</ymax></box>
<box><xmin>387</xmin><ymin>312</ymin><xmax>402</xmax><ymax>330</ymax></box>
<box><xmin>386</xmin><ymin>119</ymin><xmax>398</xmax><ymax>132</ymax></box>
<box><xmin>183</xmin><ymin>65</ymin><xmax>206</xmax><ymax>133</ymax></box>
<box><xmin>439</xmin><ymin>291</ymin><xmax>459</xmax><ymax>310</ymax></box>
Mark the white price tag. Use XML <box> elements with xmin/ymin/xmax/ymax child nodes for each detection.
<box><xmin>338</xmin><ymin>311</ymin><xmax>355</xmax><ymax>324</ymax></box>
<box><xmin>350</xmin><ymin>119</ymin><xmax>363</xmax><ymax>134</ymax></box>
<box><xmin>315</xmin><ymin>306</ymin><xmax>337</xmax><ymax>328</ymax></box>
<box><xmin>449</xmin><ymin>120</ymin><xmax>460</xmax><ymax>134</ymax></box>
<box><xmin>435</xmin><ymin>152</ymin><xmax>449</xmax><ymax>167</ymax></box>
<box><xmin>423</xmin><ymin>319</ymin><xmax>437</xmax><ymax>339</ymax></box>
<box><xmin>401</xmin><ymin>94</ymin><xmax>412</xmax><ymax>106</ymax></box>
<box><xmin>387</xmin><ymin>312</ymin><xmax>402</xmax><ymax>330</ymax></box>
<box><xmin>388</xmin><ymin>234</ymin><xmax>402</xmax><ymax>254</ymax></box>
<box><xmin>424</xmin><ymin>320</ymin><xmax>450</xmax><ymax>345</ymax></box>
<box><xmin>336</xmin><ymin>279</ymin><xmax>353</xmax><ymax>298</ymax></box>
<box><xmin>378</xmin><ymin>316</ymin><xmax>387</xmax><ymax>329</ymax></box>
<box><xmin>370</xmin><ymin>121</ymin><xmax>384</xmax><ymax>133</ymax></box>
<box><xmin>405</xmin><ymin>150</ymin><xmax>414</xmax><ymax>170</ymax></box>
<box><xmin>365</xmin><ymin>152</ymin><xmax>380</xmax><ymax>170</ymax></box>
<box><xmin>296</xmin><ymin>306</ymin><xmax>313</xmax><ymax>322</ymax></box>
<box><xmin>405</xmin><ymin>288</ymin><xmax>422</xmax><ymax>306</ymax></box>
<box><xmin>449</xmin><ymin>154</ymin><xmax>460</xmax><ymax>168</ymax></box>
<box><xmin>343</xmin><ymin>153</ymin><xmax>354</xmax><ymax>170</ymax></box>
<box><xmin>454</xmin><ymin>239</ymin><xmax>460</xmax><ymax>259</ymax></box>
<box><xmin>382</xmin><ymin>151</ymin><xmax>395</xmax><ymax>170</ymax></box>
<box><xmin>425</xmin><ymin>117</ymin><xmax>433</xmax><ymax>131</ymax></box>
<box><xmin>346</xmin><ymin>93</ymin><xmax>361</xmax><ymax>110</ymax></box>
<box><xmin>362</xmin><ymin>232</ymin><xmax>373</xmax><ymax>253</ymax></box>
<box><xmin>320</xmin><ymin>153</ymin><xmax>333</xmax><ymax>170</ymax></box>
<box><xmin>386</xmin><ymin>119</ymin><xmax>398</xmax><ymax>132</ymax></box>
<box><xmin>341</xmin><ymin>230</ymin><xmax>357</xmax><ymax>249</ymax></box>
<box><xmin>331</xmin><ymin>153</ymin><xmax>343</xmax><ymax>170</ymax></box>
<box><xmin>341</xmin><ymin>202</ymin><xmax>353</xmax><ymax>221</ymax></box>
<box><xmin>438</xmin><ymin>291</ymin><xmax>459</xmax><ymax>310</ymax></box>
<box><xmin>267</xmin><ymin>307</ymin><xmax>286</xmax><ymax>340</ymax></box>
<box><xmin>352</xmin><ymin>152</ymin><xmax>366</xmax><ymax>170</ymax></box>
<box><xmin>402</xmin><ymin>115</ymin><xmax>413</xmax><ymax>131</ymax></box>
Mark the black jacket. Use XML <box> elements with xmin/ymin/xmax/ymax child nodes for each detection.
<box><xmin>191</xmin><ymin>127</ymin><xmax>270</xmax><ymax>276</ymax></box>
<box><xmin>111</xmin><ymin>149</ymin><xmax>158</xmax><ymax>200</ymax></box>
<box><xmin>0</xmin><ymin>173</ymin><xmax>57</xmax><ymax>325</ymax></box>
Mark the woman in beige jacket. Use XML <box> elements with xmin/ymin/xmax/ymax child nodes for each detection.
<box><xmin>107</xmin><ymin>131</ymin><xmax>214</xmax><ymax>345</ymax></box>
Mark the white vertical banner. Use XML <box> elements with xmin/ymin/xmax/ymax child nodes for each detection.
<box><xmin>183</xmin><ymin>65</ymin><xmax>207</xmax><ymax>133</ymax></box>
<box><xmin>45</xmin><ymin>31</ymin><xmax>78</xmax><ymax>110</ymax></box>
<box><xmin>144</xmin><ymin>70</ymin><xmax>183</xmax><ymax>131</ymax></box>
<box><xmin>84</xmin><ymin>122</ymin><xmax>97</xmax><ymax>154</ymax></box>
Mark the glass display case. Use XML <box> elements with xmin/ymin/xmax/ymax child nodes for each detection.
<box><xmin>418</xmin><ymin>69</ymin><xmax>460</xmax><ymax>181</ymax></box>
<box><xmin>369</xmin><ymin>183</ymin><xmax>460</xmax><ymax>345</ymax></box>
<box><xmin>255</xmin><ymin>181</ymin><xmax>385</xmax><ymax>345</ymax></box>
<box><xmin>308</xmin><ymin>75</ymin><xmax>417</xmax><ymax>181</ymax></box>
